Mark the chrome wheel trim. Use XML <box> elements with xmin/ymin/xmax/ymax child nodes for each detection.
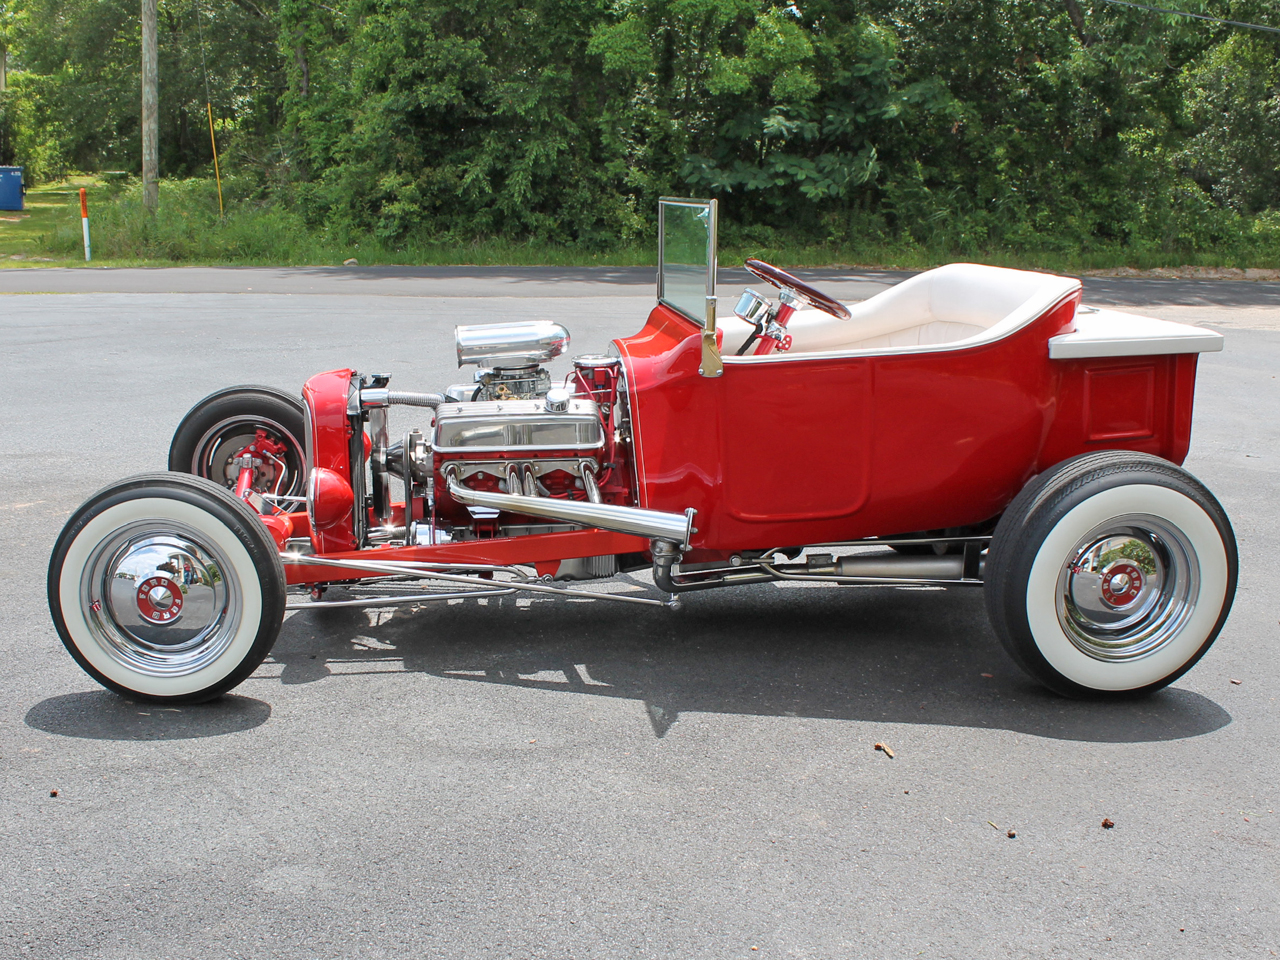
<box><xmin>79</xmin><ymin>519</ymin><xmax>244</xmax><ymax>678</ymax></box>
<box><xmin>1055</xmin><ymin>513</ymin><xmax>1199</xmax><ymax>663</ymax></box>
<box><xmin>191</xmin><ymin>415</ymin><xmax>304</xmax><ymax>496</ymax></box>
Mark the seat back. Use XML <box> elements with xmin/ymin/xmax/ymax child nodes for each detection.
<box><xmin>760</xmin><ymin>263</ymin><xmax>1080</xmax><ymax>357</ymax></box>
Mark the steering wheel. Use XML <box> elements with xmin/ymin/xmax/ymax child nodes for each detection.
<box><xmin>744</xmin><ymin>259</ymin><xmax>853</xmax><ymax>321</ymax></box>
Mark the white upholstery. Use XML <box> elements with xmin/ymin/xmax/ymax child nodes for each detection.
<box><xmin>719</xmin><ymin>263</ymin><xmax>1081</xmax><ymax>360</ymax></box>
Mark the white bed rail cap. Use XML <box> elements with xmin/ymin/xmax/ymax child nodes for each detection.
<box><xmin>1049</xmin><ymin>309</ymin><xmax>1224</xmax><ymax>360</ymax></box>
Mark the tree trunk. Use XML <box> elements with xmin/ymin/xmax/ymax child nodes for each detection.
<box><xmin>142</xmin><ymin>0</ymin><xmax>159</xmax><ymax>211</ymax></box>
<box><xmin>295</xmin><ymin>31</ymin><xmax>309</xmax><ymax>97</ymax></box>
<box><xmin>1063</xmin><ymin>0</ymin><xmax>1092</xmax><ymax>46</ymax></box>
<box><xmin>1</xmin><ymin>47</ymin><xmax>7</xmax><ymax>92</ymax></box>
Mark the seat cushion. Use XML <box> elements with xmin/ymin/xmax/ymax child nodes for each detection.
<box><xmin>721</xmin><ymin>263</ymin><xmax>1081</xmax><ymax>359</ymax></box>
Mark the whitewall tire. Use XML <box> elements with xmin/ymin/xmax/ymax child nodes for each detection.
<box><xmin>48</xmin><ymin>473</ymin><xmax>286</xmax><ymax>703</ymax></box>
<box><xmin>985</xmin><ymin>452</ymin><xmax>1237</xmax><ymax>697</ymax></box>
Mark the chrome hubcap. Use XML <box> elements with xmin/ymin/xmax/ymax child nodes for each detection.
<box><xmin>1056</xmin><ymin>514</ymin><xmax>1199</xmax><ymax>662</ymax></box>
<box><xmin>136</xmin><ymin>576</ymin><xmax>184</xmax><ymax>623</ymax></box>
<box><xmin>81</xmin><ymin>522</ymin><xmax>243</xmax><ymax>677</ymax></box>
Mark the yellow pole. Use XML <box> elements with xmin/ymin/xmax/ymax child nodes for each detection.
<box><xmin>206</xmin><ymin>102</ymin><xmax>224</xmax><ymax>215</ymax></box>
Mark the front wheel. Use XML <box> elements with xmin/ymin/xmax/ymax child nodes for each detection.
<box><xmin>48</xmin><ymin>473</ymin><xmax>287</xmax><ymax>703</ymax></box>
<box><xmin>169</xmin><ymin>385</ymin><xmax>307</xmax><ymax>499</ymax></box>
<box><xmin>985</xmin><ymin>452</ymin><xmax>1237</xmax><ymax>698</ymax></box>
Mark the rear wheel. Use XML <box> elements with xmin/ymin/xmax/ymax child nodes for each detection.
<box><xmin>48</xmin><ymin>473</ymin><xmax>287</xmax><ymax>703</ymax></box>
<box><xmin>985</xmin><ymin>452</ymin><xmax>1236</xmax><ymax>697</ymax></box>
<box><xmin>169</xmin><ymin>385</ymin><xmax>307</xmax><ymax>499</ymax></box>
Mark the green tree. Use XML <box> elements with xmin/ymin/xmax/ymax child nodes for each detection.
<box><xmin>2</xmin><ymin>0</ymin><xmax>1277</xmax><ymax>260</ymax></box>
<box><xmin>10</xmin><ymin>0</ymin><xmax>283</xmax><ymax>176</ymax></box>
<box><xmin>1181</xmin><ymin>29</ymin><xmax>1280</xmax><ymax>215</ymax></box>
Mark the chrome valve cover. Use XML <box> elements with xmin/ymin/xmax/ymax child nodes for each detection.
<box><xmin>432</xmin><ymin>398</ymin><xmax>605</xmax><ymax>512</ymax></box>
<box><xmin>432</xmin><ymin>398</ymin><xmax>603</xmax><ymax>454</ymax></box>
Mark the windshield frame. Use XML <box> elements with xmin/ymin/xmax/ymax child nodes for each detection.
<box><xmin>657</xmin><ymin>197</ymin><xmax>718</xmax><ymax>327</ymax></box>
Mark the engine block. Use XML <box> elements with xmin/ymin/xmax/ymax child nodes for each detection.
<box><xmin>432</xmin><ymin>397</ymin><xmax>606</xmax><ymax>528</ymax></box>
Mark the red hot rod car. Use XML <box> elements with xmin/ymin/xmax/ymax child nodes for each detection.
<box><xmin>48</xmin><ymin>198</ymin><xmax>1236</xmax><ymax>703</ymax></box>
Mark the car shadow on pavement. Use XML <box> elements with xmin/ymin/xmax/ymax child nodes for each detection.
<box><xmin>25</xmin><ymin>691</ymin><xmax>271</xmax><ymax>741</ymax></box>
<box><xmin>270</xmin><ymin>584</ymin><xmax>1231</xmax><ymax>744</ymax></box>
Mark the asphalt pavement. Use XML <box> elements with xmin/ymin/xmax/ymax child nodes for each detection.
<box><xmin>1</xmin><ymin>267</ymin><xmax>1277</xmax><ymax>959</ymax></box>
<box><xmin>3</xmin><ymin>262</ymin><xmax>1280</xmax><ymax>306</ymax></box>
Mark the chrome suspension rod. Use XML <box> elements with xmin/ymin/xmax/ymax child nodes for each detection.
<box><xmin>287</xmin><ymin>588</ymin><xmax>515</xmax><ymax>611</ymax></box>
<box><xmin>282</xmin><ymin>554</ymin><xmax>671</xmax><ymax>607</ymax></box>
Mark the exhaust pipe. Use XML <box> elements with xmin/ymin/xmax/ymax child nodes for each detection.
<box><xmin>445</xmin><ymin>470</ymin><xmax>695</xmax><ymax>548</ymax></box>
<box><xmin>831</xmin><ymin>555</ymin><xmax>966</xmax><ymax>579</ymax></box>
<box><xmin>655</xmin><ymin>544</ymin><xmax>986</xmax><ymax>594</ymax></box>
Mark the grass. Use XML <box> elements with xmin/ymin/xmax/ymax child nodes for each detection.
<box><xmin>0</xmin><ymin>175</ymin><xmax>99</xmax><ymax>264</ymax></box>
<box><xmin>15</xmin><ymin>177</ymin><xmax>660</xmax><ymax>268</ymax></box>
<box><xmin>2</xmin><ymin>175</ymin><xmax>1279</xmax><ymax>274</ymax></box>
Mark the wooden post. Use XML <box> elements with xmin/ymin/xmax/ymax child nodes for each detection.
<box><xmin>141</xmin><ymin>0</ymin><xmax>158</xmax><ymax>211</ymax></box>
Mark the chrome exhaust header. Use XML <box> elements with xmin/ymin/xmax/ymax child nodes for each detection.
<box><xmin>445</xmin><ymin>470</ymin><xmax>695</xmax><ymax>548</ymax></box>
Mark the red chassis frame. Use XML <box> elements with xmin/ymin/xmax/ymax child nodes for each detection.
<box><xmin>267</xmin><ymin>286</ymin><xmax>1200</xmax><ymax>587</ymax></box>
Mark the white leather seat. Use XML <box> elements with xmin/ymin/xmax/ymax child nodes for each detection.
<box><xmin>720</xmin><ymin>263</ymin><xmax>1081</xmax><ymax>359</ymax></box>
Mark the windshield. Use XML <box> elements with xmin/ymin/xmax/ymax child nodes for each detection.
<box><xmin>658</xmin><ymin>198</ymin><xmax>717</xmax><ymax>326</ymax></box>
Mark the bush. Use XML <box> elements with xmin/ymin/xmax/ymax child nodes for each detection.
<box><xmin>41</xmin><ymin>177</ymin><xmax>657</xmax><ymax>265</ymax></box>
<box><xmin>10</xmin><ymin>0</ymin><xmax>1280</xmax><ymax>267</ymax></box>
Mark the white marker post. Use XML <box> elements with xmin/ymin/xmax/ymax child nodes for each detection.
<box><xmin>80</xmin><ymin>188</ymin><xmax>91</xmax><ymax>261</ymax></box>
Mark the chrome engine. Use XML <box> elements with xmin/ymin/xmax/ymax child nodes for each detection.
<box><xmin>350</xmin><ymin>323</ymin><xmax>679</xmax><ymax>576</ymax></box>
<box><xmin>432</xmin><ymin>320</ymin><xmax>612</xmax><ymax>544</ymax></box>
<box><xmin>433</xmin><ymin>394</ymin><xmax>607</xmax><ymax>526</ymax></box>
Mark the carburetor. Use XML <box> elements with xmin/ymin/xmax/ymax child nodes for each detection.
<box><xmin>448</xmin><ymin>320</ymin><xmax>570</xmax><ymax>402</ymax></box>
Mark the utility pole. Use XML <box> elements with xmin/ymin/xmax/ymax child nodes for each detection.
<box><xmin>1</xmin><ymin>2</ymin><xmax>11</xmax><ymax>92</ymax></box>
<box><xmin>141</xmin><ymin>0</ymin><xmax>158</xmax><ymax>211</ymax></box>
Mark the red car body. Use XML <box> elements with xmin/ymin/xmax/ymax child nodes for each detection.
<box><xmin>47</xmin><ymin>200</ymin><xmax>1236</xmax><ymax>703</ymax></box>
<box><xmin>287</xmin><ymin>286</ymin><xmax>1201</xmax><ymax>577</ymax></box>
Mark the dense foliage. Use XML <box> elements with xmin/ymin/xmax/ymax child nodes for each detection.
<box><xmin>2</xmin><ymin>0</ymin><xmax>1279</xmax><ymax>262</ymax></box>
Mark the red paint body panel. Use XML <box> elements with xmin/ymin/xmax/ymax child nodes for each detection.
<box><xmin>302</xmin><ymin>369</ymin><xmax>357</xmax><ymax>553</ymax></box>
<box><xmin>1039</xmin><ymin>353</ymin><xmax>1198</xmax><ymax>468</ymax></box>
<box><xmin>614</xmin><ymin>296</ymin><xmax>1200</xmax><ymax>553</ymax></box>
<box><xmin>281</xmin><ymin>288</ymin><xmax>1206</xmax><ymax>585</ymax></box>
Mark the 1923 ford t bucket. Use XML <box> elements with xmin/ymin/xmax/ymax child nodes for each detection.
<box><xmin>48</xmin><ymin>199</ymin><xmax>1236</xmax><ymax>703</ymax></box>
